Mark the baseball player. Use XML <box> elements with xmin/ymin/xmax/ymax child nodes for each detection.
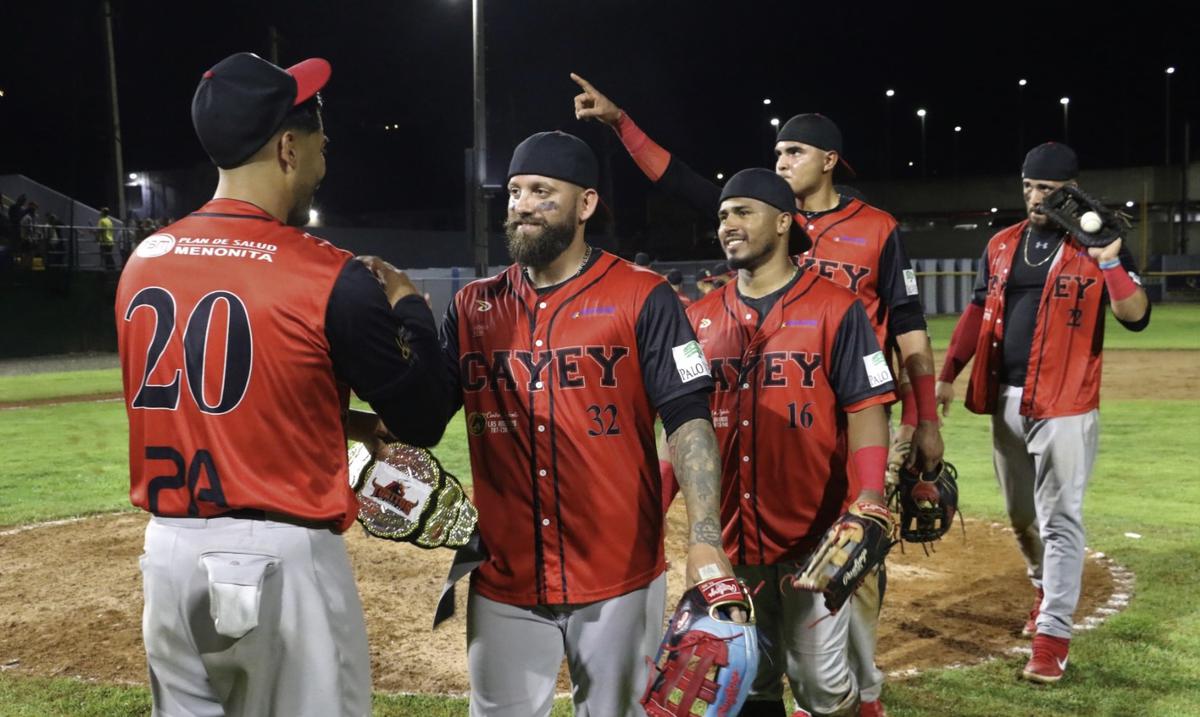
<box><xmin>665</xmin><ymin>268</ymin><xmax>693</xmax><ymax>307</ymax></box>
<box><xmin>116</xmin><ymin>52</ymin><xmax>450</xmax><ymax>716</ymax></box>
<box><xmin>572</xmin><ymin>74</ymin><xmax>937</xmax><ymax>716</ymax></box>
<box><xmin>937</xmin><ymin>142</ymin><xmax>1150</xmax><ymax>683</ymax></box>
<box><xmin>686</xmin><ymin>167</ymin><xmax>895</xmax><ymax>716</ymax></box>
<box><xmin>439</xmin><ymin>130</ymin><xmax>733</xmax><ymax>717</ymax></box>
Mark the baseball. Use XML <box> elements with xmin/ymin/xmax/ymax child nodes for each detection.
<box><xmin>1080</xmin><ymin>211</ymin><xmax>1103</xmax><ymax>233</ymax></box>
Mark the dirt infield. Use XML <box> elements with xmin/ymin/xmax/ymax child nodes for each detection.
<box><xmin>0</xmin><ymin>511</ymin><xmax>1120</xmax><ymax>693</ymax></box>
<box><xmin>1</xmin><ymin>347</ymin><xmax>1180</xmax><ymax>692</ymax></box>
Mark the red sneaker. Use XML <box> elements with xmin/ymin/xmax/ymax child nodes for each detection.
<box><xmin>792</xmin><ymin>710</ymin><xmax>812</xmax><ymax>717</ymax></box>
<box><xmin>1022</xmin><ymin>588</ymin><xmax>1045</xmax><ymax>637</ymax></box>
<box><xmin>1021</xmin><ymin>634</ymin><xmax>1070</xmax><ymax>683</ymax></box>
<box><xmin>860</xmin><ymin>700</ymin><xmax>887</xmax><ymax>717</ymax></box>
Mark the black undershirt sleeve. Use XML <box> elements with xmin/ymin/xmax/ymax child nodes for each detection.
<box><xmin>325</xmin><ymin>260</ymin><xmax>450</xmax><ymax>447</ymax></box>
<box><xmin>655</xmin><ymin>156</ymin><xmax>724</xmax><ymax>223</ymax></box>
<box><xmin>438</xmin><ymin>296</ymin><xmax>466</xmax><ymax>414</ymax></box>
<box><xmin>971</xmin><ymin>245</ymin><xmax>990</xmax><ymax>306</ymax></box>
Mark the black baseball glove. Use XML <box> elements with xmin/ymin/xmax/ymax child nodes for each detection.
<box><xmin>1039</xmin><ymin>185</ymin><xmax>1132</xmax><ymax>248</ymax></box>
<box><xmin>892</xmin><ymin>461</ymin><xmax>959</xmax><ymax>544</ymax></box>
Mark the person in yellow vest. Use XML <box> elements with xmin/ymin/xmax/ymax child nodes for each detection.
<box><xmin>97</xmin><ymin>207</ymin><xmax>116</xmax><ymax>272</ymax></box>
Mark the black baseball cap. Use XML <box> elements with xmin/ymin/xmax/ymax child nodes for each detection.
<box><xmin>1022</xmin><ymin>142</ymin><xmax>1078</xmax><ymax>181</ymax></box>
<box><xmin>507</xmin><ymin>131</ymin><xmax>599</xmax><ymax>190</ymax></box>
<box><xmin>665</xmin><ymin>269</ymin><xmax>683</xmax><ymax>286</ymax></box>
<box><xmin>776</xmin><ymin>113</ymin><xmax>856</xmax><ymax>177</ymax></box>
<box><xmin>192</xmin><ymin>52</ymin><xmax>331</xmax><ymax>169</ymax></box>
<box><xmin>718</xmin><ymin>168</ymin><xmax>813</xmax><ymax>253</ymax></box>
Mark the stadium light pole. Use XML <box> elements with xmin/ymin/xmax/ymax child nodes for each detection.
<box><xmin>1060</xmin><ymin>96</ymin><xmax>1070</xmax><ymax>144</ymax></box>
<box><xmin>1165</xmin><ymin>66</ymin><xmax>1175</xmax><ymax>165</ymax></box>
<box><xmin>1017</xmin><ymin>78</ymin><xmax>1028</xmax><ymax>160</ymax></box>
<box><xmin>916</xmin><ymin>108</ymin><xmax>927</xmax><ymax>178</ymax></box>
<box><xmin>883</xmin><ymin>89</ymin><xmax>895</xmax><ymax>179</ymax></box>
<box><xmin>102</xmin><ymin>0</ymin><xmax>127</xmax><ymax>223</ymax></box>
<box><xmin>953</xmin><ymin>125</ymin><xmax>962</xmax><ymax>178</ymax></box>
<box><xmin>471</xmin><ymin>0</ymin><xmax>488</xmax><ymax>277</ymax></box>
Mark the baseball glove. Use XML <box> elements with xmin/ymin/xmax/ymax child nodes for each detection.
<box><xmin>1039</xmin><ymin>185</ymin><xmax>1132</xmax><ymax>248</ymax></box>
<box><xmin>893</xmin><ymin>461</ymin><xmax>959</xmax><ymax>544</ymax></box>
<box><xmin>642</xmin><ymin>577</ymin><xmax>759</xmax><ymax>717</ymax></box>
<box><xmin>788</xmin><ymin>502</ymin><xmax>896</xmax><ymax>614</ymax></box>
<box><xmin>346</xmin><ymin>441</ymin><xmax>478</xmax><ymax>549</ymax></box>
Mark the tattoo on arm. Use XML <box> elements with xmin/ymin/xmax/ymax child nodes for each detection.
<box><xmin>667</xmin><ymin>417</ymin><xmax>723</xmax><ymax>548</ymax></box>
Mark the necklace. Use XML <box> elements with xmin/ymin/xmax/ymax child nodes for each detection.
<box><xmin>1022</xmin><ymin>226</ymin><xmax>1062</xmax><ymax>268</ymax></box>
<box><xmin>526</xmin><ymin>244</ymin><xmax>592</xmax><ymax>285</ymax></box>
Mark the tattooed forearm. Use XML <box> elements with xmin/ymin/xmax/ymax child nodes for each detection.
<box><xmin>667</xmin><ymin>417</ymin><xmax>723</xmax><ymax>548</ymax></box>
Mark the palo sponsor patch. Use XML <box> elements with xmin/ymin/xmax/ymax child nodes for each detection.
<box><xmin>903</xmin><ymin>269</ymin><xmax>919</xmax><ymax>296</ymax></box>
<box><xmin>863</xmin><ymin>351</ymin><xmax>893</xmax><ymax>388</ymax></box>
<box><xmin>672</xmin><ymin>340</ymin><xmax>710</xmax><ymax>383</ymax></box>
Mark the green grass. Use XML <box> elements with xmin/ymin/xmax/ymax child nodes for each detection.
<box><xmin>926</xmin><ymin>302</ymin><xmax>1200</xmax><ymax>351</ymax></box>
<box><xmin>1</xmin><ymin>333</ymin><xmax>1198</xmax><ymax>715</ymax></box>
<box><xmin>0</xmin><ymin>368</ymin><xmax>122</xmax><ymax>403</ymax></box>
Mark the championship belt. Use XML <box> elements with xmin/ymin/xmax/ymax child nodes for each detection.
<box><xmin>346</xmin><ymin>441</ymin><xmax>478</xmax><ymax>549</ymax></box>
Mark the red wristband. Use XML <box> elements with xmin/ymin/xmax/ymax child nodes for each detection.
<box><xmin>1102</xmin><ymin>263</ymin><xmax>1139</xmax><ymax>302</ymax></box>
<box><xmin>911</xmin><ymin>374</ymin><xmax>937</xmax><ymax>422</ymax></box>
<box><xmin>615</xmin><ymin>113</ymin><xmax>671</xmax><ymax>182</ymax></box>
<box><xmin>852</xmin><ymin>445</ymin><xmax>888</xmax><ymax>495</ymax></box>
<box><xmin>899</xmin><ymin>383</ymin><xmax>918</xmax><ymax>428</ymax></box>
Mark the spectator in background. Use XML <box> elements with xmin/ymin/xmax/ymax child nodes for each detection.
<box><xmin>97</xmin><ymin>207</ymin><xmax>116</xmax><ymax>272</ymax></box>
<box><xmin>19</xmin><ymin>201</ymin><xmax>38</xmax><ymax>264</ymax></box>
<box><xmin>665</xmin><ymin>268</ymin><xmax>692</xmax><ymax>307</ymax></box>
<box><xmin>8</xmin><ymin>194</ymin><xmax>28</xmax><ymax>227</ymax></box>
<box><xmin>45</xmin><ymin>212</ymin><xmax>64</xmax><ymax>267</ymax></box>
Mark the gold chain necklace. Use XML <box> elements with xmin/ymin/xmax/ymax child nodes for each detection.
<box><xmin>526</xmin><ymin>244</ymin><xmax>592</xmax><ymax>284</ymax></box>
<box><xmin>1022</xmin><ymin>226</ymin><xmax>1062</xmax><ymax>268</ymax></box>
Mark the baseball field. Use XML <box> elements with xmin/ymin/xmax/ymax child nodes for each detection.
<box><xmin>1</xmin><ymin>305</ymin><xmax>1197</xmax><ymax>717</ymax></box>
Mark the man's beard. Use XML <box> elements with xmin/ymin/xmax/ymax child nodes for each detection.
<box><xmin>726</xmin><ymin>236</ymin><xmax>778</xmax><ymax>271</ymax></box>
<box><xmin>505</xmin><ymin>213</ymin><xmax>576</xmax><ymax>269</ymax></box>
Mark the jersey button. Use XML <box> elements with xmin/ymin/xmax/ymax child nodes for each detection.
<box><xmin>535</xmin><ymin>339</ymin><xmax>544</xmax><ymax>347</ymax></box>
<box><xmin>745</xmin><ymin>313</ymin><xmax>753</xmax><ymax>320</ymax></box>
<box><xmin>743</xmin><ymin>492</ymin><xmax>751</xmax><ymax>499</ymax></box>
<box><xmin>537</xmin><ymin>424</ymin><xmax>546</xmax><ymax>432</ymax></box>
<box><xmin>535</xmin><ymin>381</ymin><xmax>544</xmax><ymax>389</ymax></box>
<box><xmin>741</xmin><ymin>383</ymin><xmax>750</xmax><ymax>389</ymax></box>
<box><xmin>742</xmin><ymin>455</ymin><xmax>750</xmax><ymax>462</ymax></box>
<box><xmin>539</xmin><ymin>301</ymin><xmax>548</xmax><ymax>309</ymax></box>
<box><xmin>808</xmin><ymin>224</ymin><xmax>815</xmax><ymax>231</ymax></box>
<box><xmin>742</xmin><ymin>420</ymin><xmax>750</xmax><ymax>426</ymax></box>
<box><xmin>538</xmin><ymin>469</ymin><xmax>547</xmax><ymax>476</ymax></box>
<box><xmin>542</xmin><ymin>518</ymin><xmax>550</xmax><ymax>526</ymax></box>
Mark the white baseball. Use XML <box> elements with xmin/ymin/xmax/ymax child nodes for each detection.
<box><xmin>1080</xmin><ymin>211</ymin><xmax>1103</xmax><ymax>233</ymax></box>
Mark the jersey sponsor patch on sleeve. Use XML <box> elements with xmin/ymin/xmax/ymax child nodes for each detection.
<box><xmin>672</xmin><ymin>340</ymin><xmax>711</xmax><ymax>383</ymax></box>
<box><xmin>903</xmin><ymin>269</ymin><xmax>919</xmax><ymax>296</ymax></box>
<box><xmin>863</xmin><ymin>351</ymin><xmax>893</xmax><ymax>388</ymax></box>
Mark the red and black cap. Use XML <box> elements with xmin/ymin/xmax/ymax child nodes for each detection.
<box><xmin>192</xmin><ymin>52</ymin><xmax>331</xmax><ymax>169</ymax></box>
<box><xmin>718</xmin><ymin>168</ymin><xmax>813</xmax><ymax>253</ymax></box>
<box><xmin>777</xmin><ymin>113</ymin><xmax>856</xmax><ymax>177</ymax></box>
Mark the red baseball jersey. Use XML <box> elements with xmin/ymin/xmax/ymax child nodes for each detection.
<box><xmin>965</xmin><ymin>221</ymin><xmax>1143</xmax><ymax>419</ymax></box>
<box><xmin>795</xmin><ymin>197</ymin><xmax>920</xmax><ymax>348</ymax></box>
<box><xmin>687</xmin><ymin>271</ymin><xmax>896</xmax><ymax>565</ymax></box>
<box><xmin>441</xmin><ymin>251</ymin><xmax>712</xmax><ymax>605</ymax></box>
<box><xmin>116</xmin><ymin>199</ymin><xmax>359</xmax><ymax>531</ymax></box>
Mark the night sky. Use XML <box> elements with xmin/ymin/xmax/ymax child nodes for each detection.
<box><xmin>1</xmin><ymin>0</ymin><xmax>1196</xmax><ymax>232</ymax></box>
